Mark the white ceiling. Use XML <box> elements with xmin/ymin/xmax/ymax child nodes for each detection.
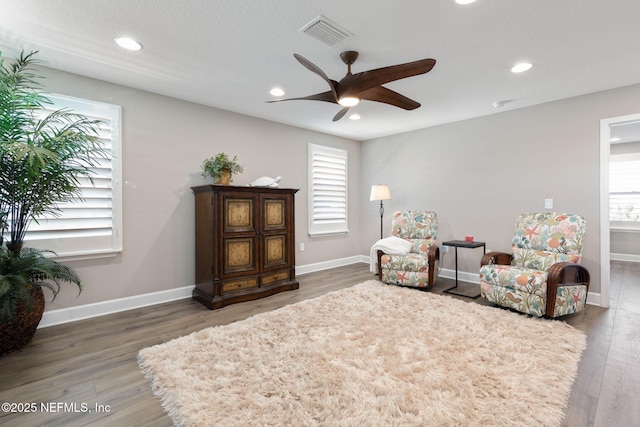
<box><xmin>1</xmin><ymin>0</ymin><xmax>640</xmax><ymax>142</ymax></box>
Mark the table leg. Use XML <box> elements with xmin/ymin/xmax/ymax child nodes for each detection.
<box><xmin>454</xmin><ymin>246</ymin><xmax>459</xmax><ymax>288</ymax></box>
<box><xmin>443</xmin><ymin>245</ymin><xmax>481</xmax><ymax>299</ymax></box>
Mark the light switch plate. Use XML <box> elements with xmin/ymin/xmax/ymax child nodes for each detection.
<box><xmin>544</xmin><ymin>198</ymin><xmax>553</xmax><ymax>209</ymax></box>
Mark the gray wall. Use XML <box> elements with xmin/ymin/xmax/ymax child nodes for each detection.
<box><xmin>611</xmin><ymin>231</ymin><xmax>640</xmax><ymax>257</ymax></box>
<box><xmin>40</xmin><ymin>67</ymin><xmax>363</xmax><ymax>311</ymax></box>
<box><xmin>360</xmin><ymin>83</ymin><xmax>640</xmax><ymax>296</ymax></box>
<box><xmin>36</xmin><ymin>65</ymin><xmax>640</xmax><ymax>310</ymax></box>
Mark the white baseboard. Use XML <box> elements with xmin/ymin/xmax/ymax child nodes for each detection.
<box><xmin>438</xmin><ymin>267</ymin><xmax>480</xmax><ymax>284</ymax></box>
<box><xmin>40</xmin><ymin>253</ymin><xmax>606</xmax><ymax>328</ymax></box>
<box><xmin>295</xmin><ymin>255</ymin><xmax>367</xmax><ymax>275</ymax></box>
<box><xmin>586</xmin><ymin>292</ymin><xmax>601</xmax><ymax>306</ymax></box>
<box><xmin>611</xmin><ymin>252</ymin><xmax>640</xmax><ymax>262</ymax></box>
<box><xmin>40</xmin><ymin>285</ymin><xmax>194</xmax><ymax>328</ymax></box>
<box><xmin>39</xmin><ymin>256</ymin><xmax>369</xmax><ymax>328</ymax></box>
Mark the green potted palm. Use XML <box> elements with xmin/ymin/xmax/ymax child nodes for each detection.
<box><xmin>201</xmin><ymin>152</ymin><xmax>243</xmax><ymax>185</ymax></box>
<box><xmin>0</xmin><ymin>51</ymin><xmax>106</xmax><ymax>355</ymax></box>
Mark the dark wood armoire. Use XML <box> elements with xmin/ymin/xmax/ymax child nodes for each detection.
<box><xmin>191</xmin><ymin>185</ymin><xmax>299</xmax><ymax>309</ymax></box>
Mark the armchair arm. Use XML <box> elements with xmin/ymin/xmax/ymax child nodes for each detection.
<box><xmin>427</xmin><ymin>244</ymin><xmax>440</xmax><ymax>286</ymax></box>
<box><xmin>377</xmin><ymin>250</ymin><xmax>384</xmax><ymax>280</ymax></box>
<box><xmin>545</xmin><ymin>262</ymin><xmax>591</xmax><ymax>317</ymax></box>
<box><xmin>480</xmin><ymin>251</ymin><xmax>513</xmax><ymax>266</ymax></box>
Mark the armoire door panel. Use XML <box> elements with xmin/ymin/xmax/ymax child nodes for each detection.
<box><xmin>264</xmin><ymin>234</ymin><xmax>287</xmax><ymax>268</ymax></box>
<box><xmin>224</xmin><ymin>237</ymin><xmax>256</xmax><ymax>274</ymax></box>
<box><xmin>263</xmin><ymin>198</ymin><xmax>286</xmax><ymax>230</ymax></box>
<box><xmin>223</xmin><ymin>197</ymin><xmax>256</xmax><ymax>233</ymax></box>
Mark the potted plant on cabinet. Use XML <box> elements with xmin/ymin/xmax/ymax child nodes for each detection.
<box><xmin>0</xmin><ymin>51</ymin><xmax>107</xmax><ymax>355</ymax></box>
<box><xmin>201</xmin><ymin>152</ymin><xmax>243</xmax><ymax>185</ymax></box>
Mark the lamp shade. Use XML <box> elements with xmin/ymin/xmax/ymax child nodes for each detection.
<box><xmin>370</xmin><ymin>185</ymin><xmax>391</xmax><ymax>201</ymax></box>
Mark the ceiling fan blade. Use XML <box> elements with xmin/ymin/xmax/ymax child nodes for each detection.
<box><xmin>339</xmin><ymin>58</ymin><xmax>436</xmax><ymax>97</ymax></box>
<box><xmin>294</xmin><ymin>54</ymin><xmax>339</xmax><ymax>101</ymax></box>
<box><xmin>266</xmin><ymin>91</ymin><xmax>337</xmax><ymax>104</ymax></box>
<box><xmin>332</xmin><ymin>107</ymin><xmax>350</xmax><ymax>122</ymax></box>
<box><xmin>359</xmin><ymin>86</ymin><xmax>421</xmax><ymax>110</ymax></box>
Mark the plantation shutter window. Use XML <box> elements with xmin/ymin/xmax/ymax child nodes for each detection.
<box><xmin>610</xmin><ymin>151</ymin><xmax>640</xmax><ymax>230</ymax></box>
<box><xmin>23</xmin><ymin>94</ymin><xmax>122</xmax><ymax>259</ymax></box>
<box><xmin>308</xmin><ymin>143</ymin><xmax>348</xmax><ymax>236</ymax></box>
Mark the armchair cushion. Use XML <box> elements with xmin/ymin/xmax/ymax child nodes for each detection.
<box><xmin>369</xmin><ymin>236</ymin><xmax>413</xmax><ymax>274</ymax></box>
<box><xmin>479</xmin><ymin>264</ymin><xmax>548</xmax><ymax>297</ymax></box>
<box><xmin>511</xmin><ymin>213</ymin><xmax>585</xmax><ymax>263</ymax></box>
<box><xmin>511</xmin><ymin>247</ymin><xmax>580</xmax><ymax>271</ymax></box>
<box><xmin>381</xmin><ymin>253</ymin><xmax>432</xmax><ymax>273</ymax></box>
<box><xmin>391</xmin><ymin>210</ymin><xmax>438</xmax><ymax>243</ymax></box>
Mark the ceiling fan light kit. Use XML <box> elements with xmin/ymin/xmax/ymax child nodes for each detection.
<box><xmin>338</xmin><ymin>97</ymin><xmax>360</xmax><ymax>107</ymax></box>
<box><xmin>267</xmin><ymin>50</ymin><xmax>436</xmax><ymax>122</ymax></box>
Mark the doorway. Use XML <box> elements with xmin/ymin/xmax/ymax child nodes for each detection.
<box><xmin>600</xmin><ymin>112</ymin><xmax>640</xmax><ymax>309</ymax></box>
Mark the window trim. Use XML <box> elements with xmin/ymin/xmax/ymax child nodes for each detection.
<box><xmin>307</xmin><ymin>143</ymin><xmax>348</xmax><ymax>236</ymax></box>
<box><xmin>22</xmin><ymin>94</ymin><xmax>123</xmax><ymax>261</ymax></box>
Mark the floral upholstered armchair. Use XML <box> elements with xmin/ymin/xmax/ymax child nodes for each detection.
<box><xmin>377</xmin><ymin>210</ymin><xmax>440</xmax><ymax>289</ymax></box>
<box><xmin>479</xmin><ymin>212</ymin><xmax>590</xmax><ymax>318</ymax></box>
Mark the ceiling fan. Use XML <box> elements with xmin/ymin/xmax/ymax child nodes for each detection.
<box><xmin>268</xmin><ymin>51</ymin><xmax>436</xmax><ymax>122</ymax></box>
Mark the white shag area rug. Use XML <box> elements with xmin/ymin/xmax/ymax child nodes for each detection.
<box><xmin>138</xmin><ymin>280</ymin><xmax>586</xmax><ymax>427</ymax></box>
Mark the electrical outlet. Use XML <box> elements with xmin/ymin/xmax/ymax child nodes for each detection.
<box><xmin>544</xmin><ymin>198</ymin><xmax>553</xmax><ymax>209</ymax></box>
<box><xmin>442</xmin><ymin>245</ymin><xmax>449</xmax><ymax>254</ymax></box>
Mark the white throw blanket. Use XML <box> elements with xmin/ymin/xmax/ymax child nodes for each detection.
<box><xmin>369</xmin><ymin>236</ymin><xmax>413</xmax><ymax>273</ymax></box>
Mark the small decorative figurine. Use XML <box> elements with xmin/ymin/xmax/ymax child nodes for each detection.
<box><xmin>249</xmin><ymin>176</ymin><xmax>282</xmax><ymax>188</ymax></box>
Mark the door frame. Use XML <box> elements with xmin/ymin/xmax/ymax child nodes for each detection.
<box><xmin>599</xmin><ymin>112</ymin><xmax>640</xmax><ymax>308</ymax></box>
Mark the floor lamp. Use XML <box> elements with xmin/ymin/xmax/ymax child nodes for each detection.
<box><xmin>370</xmin><ymin>185</ymin><xmax>391</xmax><ymax>239</ymax></box>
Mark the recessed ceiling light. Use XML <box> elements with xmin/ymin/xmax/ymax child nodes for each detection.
<box><xmin>270</xmin><ymin>87</ymin><xmax>285</xmax><ymax>97</ymax></box>
<box><xmin>349</xmin><ymin>113</ymin><xmax>361</xmax><ymax>120</ymax></box>
<box><xmin>610</xmin><ymin>137</ymin><xmax>621</xmax><ymax>142</ymax></box>
<box><xmin>114</xmin><ymin>37</ymin><xmax>142</xmax><ymax>51</ymax></box>
<box><xmin>511</xmin><ymin>62</ymin><xmax>532</xmax><ymax>73</ymax></box>
<box><xmin>455</xmin><ymin>0</ymin><xmax>477</xmax><ymax>4</ymax></box>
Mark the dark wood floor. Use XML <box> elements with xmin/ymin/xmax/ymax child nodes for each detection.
<box><xmin>0</xmin><ymin>261</ymin><xmax>638</xmax><ymax>426</ymax></box>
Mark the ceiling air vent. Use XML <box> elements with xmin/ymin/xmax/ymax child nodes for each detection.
<box><xmin>299</xmin><ymin>15</ymin><xmax>354</xmax><ymax>47</ymax></box>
